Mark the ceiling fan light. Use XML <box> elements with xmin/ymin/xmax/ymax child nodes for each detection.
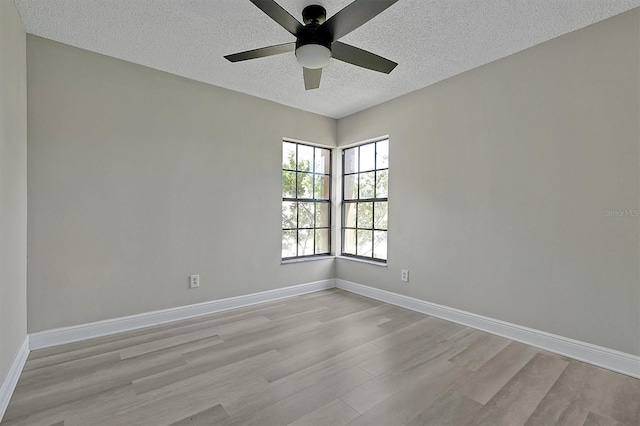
<box><xmin>295</xmin><ymin>44</ymin><xmax>331</xmax><ymax>69</ymax></box>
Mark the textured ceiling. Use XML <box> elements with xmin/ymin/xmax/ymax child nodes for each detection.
<box><xmin>14</xmin><ymin>0</ymin><xmax>640</xmax><ymax>118</ymax></box>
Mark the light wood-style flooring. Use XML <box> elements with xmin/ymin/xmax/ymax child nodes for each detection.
<box><xmin>2</xmin><ymin>289</ymin><xmax>638</xmax><ymax>426</ymax></box>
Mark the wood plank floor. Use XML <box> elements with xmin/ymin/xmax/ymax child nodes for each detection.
<box><xmin>2</xmin><ymin>289</ymin><xmax>638</xmax><ymax>426</ymax></box>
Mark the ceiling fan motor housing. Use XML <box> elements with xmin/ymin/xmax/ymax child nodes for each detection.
<box><xmin>296</xmin><ymin>5</ymin><xmax>331</xmax><ymax>51</ymax></box>
<box><xmin>295</xmin><ymin>5</ymin><xmax>332</xmax><ymax>69</ymax></box>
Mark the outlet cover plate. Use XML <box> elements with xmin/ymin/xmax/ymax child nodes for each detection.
<box><xmin>189</xmin><ymin>274</ymin><xmax>200</xmax><ymax>288</ymax></box>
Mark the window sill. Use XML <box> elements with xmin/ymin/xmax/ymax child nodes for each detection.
<box><xmin>337</xmin><ymin>256</ymin><xmax>388</xmax><ymax>267</ymax></box>
<box><xmin>281</xmin><ymin>256</ymin><xmax>335</xmax><ymax>265</ymax></box>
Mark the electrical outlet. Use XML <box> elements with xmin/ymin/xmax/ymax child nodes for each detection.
<box><xmin>401</xmin><ymin>270</ymin><xmax>409</xmax><ymax>282</ymax></box>
<box><xmin>189</xmin><ymin>274</ymin><xmax>200</xmax><ymax>288</ymax></box>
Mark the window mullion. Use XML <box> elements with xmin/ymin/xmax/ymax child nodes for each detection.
<box><xmin>295</xmin><ymin>144</ymin><xmax>299</xmax><ymax>257</ymax></box>
<box><xmin>312</xmin><ymin>148</ymin><xmax>316</xmax><ymax>254</ymax></box>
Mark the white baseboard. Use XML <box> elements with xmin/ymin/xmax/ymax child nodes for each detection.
<box><xmin>30</xmin><ymin>279</ymin><xmax>335</xmax><ymax>350</ymax></box>
<box><xmin>26</xmin><ymin>277</ymin><xmax>640</xmax><ymax>379</ymax></box>
<box><xmin>0</xmin><ymin>336</ymin><xmax>29</xmax><ymax>423</ymax></box>
<box><xmin>337</xmin><ymin>279</ymin><xmax>640</xmax><ymax>379</ymax></box>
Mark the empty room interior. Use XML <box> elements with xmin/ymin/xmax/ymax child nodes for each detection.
<box><xmin>1</xmin><ymin>0</ymin><xmax>639</xmax><ymax>425</ymax></box>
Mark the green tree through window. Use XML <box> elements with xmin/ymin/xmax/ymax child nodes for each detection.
<box><xmin>282</xmin><ymin>141</ymin><xmax>331</xmax><ymax>259</ymax></box>
<box><xmin>342</xmin><ymin>139</ymin><xmax>388</xmax><ymax>261</ymax></box>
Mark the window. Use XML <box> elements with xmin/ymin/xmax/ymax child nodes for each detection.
<box><xmin>282</xmin><ymin>141</ymin><xmax>331</xmax><ymax>259</ymax></box>
<box><xmin>342</xmin><ymin>138</ymin><xmax>388</xmax><ymax>262</ymax></box>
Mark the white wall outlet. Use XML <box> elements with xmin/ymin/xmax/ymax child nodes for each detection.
<box><xmin>189</xmin><ymin>274</ymin><xmax>200</xmax><ymax>288</ymax></box>
<box><xmin>401</xmin><ymin>270</ymin><xmax>409</xmax><ymax>282</ymax></box>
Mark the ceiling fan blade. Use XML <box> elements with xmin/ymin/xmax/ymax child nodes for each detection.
<box><xmin>224</xmin><ymin>42</ymin><xmax>295</xmax><ymax>62</ymax></box>
<box><xmin>249</xmin><ymin>0</ymin><xmax>304</xmax><ymax>36</ymax></box>
<box><xmin>321</xmin><ymin>0</ymin><xmax>400</xmax><ymax>41</ymax></box>
<box><xmin>332</xmin><ymin>42</ymin><xmax>397</xmax><ymax>74</ymax></box>
<box><xmin>303</xmin><ymin>67</ymin><xmax>322</xmax><ymax>90</ymax></box>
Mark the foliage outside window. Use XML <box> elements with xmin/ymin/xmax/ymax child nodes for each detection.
<box><xmin>342</xmin><ymin>139</ymin><xmax>388</xmax><ymax>261</ymax></box>
<box><xmin>282</xmin><ymin>141</ymin><xmax>331</xmax><ymax>259</ymax></box>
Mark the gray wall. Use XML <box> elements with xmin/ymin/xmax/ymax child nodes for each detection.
<box><xmin>0</xmin><ymin>0</ymin><xmax>28</xmax><ymax>380</ymax></box>
<box><xmin>337</xmin><ymin>10</ymin><xmax>640</xmax><ymax>355</ymax></box>
<box><xmin>26</xmin><ymin>36</ymin><xmax>336</xmax><ymax>332</ymax></box>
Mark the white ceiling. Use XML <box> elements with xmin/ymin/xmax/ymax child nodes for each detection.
<box><xmin>14</xmin><ymin>0</ymin><xmax>640</xmax><ymax>118</ymax></box>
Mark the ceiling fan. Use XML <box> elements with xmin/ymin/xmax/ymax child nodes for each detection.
<box><xmin>224</xmin><ymin>0</ymin><xmax>399</xmax><ymax>90</ymax></box>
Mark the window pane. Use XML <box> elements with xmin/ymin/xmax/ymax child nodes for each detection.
<box><xmin>344</xmin><ymin>202</ymin><xmax>357</xmax><ymax>228</ymax></box>
<box><xmin>298</xmin><ymin>229</ymin><xmax>314</xmax><ymax>256</ymax></box>
<box><xmin>374</xmin><ymin>202</ymin><xmax>388</xmax><ymax>230</ymax></box>
<box><xmin>316</xmin><ymin>202</ymin><xmax>329</xmax><ymax>227</ymax></box>
<box><xmin>297</xmin><ymin>145</ymin><xmax>313</xmax><ymax>172</ymax></box>
<box><xmin>283</xmin><ymin>142</ymin><xmax>296</xmax><ymax>170</ymax></box>
<box><xmin>357</xmin><ymin>202</ymin><xmax>373</xmax><ymax>229</ymax></box>
<box><xmin>359</xmin><ymin>143</ymin><xmax>375</xmax><ymax>172</ymax></box>
<box><xmin>315</xmin><ymin>229</ymin><xmax>329</xmax><ymax>254</ymax></box>
<box><xmin>357</xmin><ymin>230</ymin><xmax>373</xmax><ymax>257</ymax></box>
<box><xmin>373</xmin><ymin>231</ymin><xmax>387</xmax><ymax>260</ymax></box>
<box><xmin>282</xmin><ymin>201</ymin><xmax>296</xmax><ymax>229</ymax></box>
<box><xmin>376</xmin><ymin>170</ymin><xmax>388</xmax><ymax>198</ymax></box>
<box><xmin>343</xmin><ymin>229</ymin><xmax>356</xmax><ymax>255</ymax></box>
<box><xmin>314</xmin><ymin>174</ymin><xmax>330</xmax><ymax>200</ymax></box>
<box><xmin>376</xmin><ymin>139</ymin><xmax>389</xmax><ymax>169</ymax></box>
<box><xmin>343</xmin><ymin>174</ymin><xmax>358</xmax><ymax>200</ymax></box>
<box><xmin>344</xmin><ymin>147</ymin><xmax>358</xmax><ymax>174</ymax></box>
<box><xmin>297</xmin><ymin>172</ymin><xmax>313</xmax><ymax>199</ymax></box>
<box><xmin>282</xmin><ymin>230</ymin><xmax>297</xmax><ymax>258</ymax></box>
<box><xmin>298</xmin><ymin>202</ymin><xmax>314</xmax><ymax>228</ymax></box>
<box><xmin>282</xmin><ymin>171</ymin><xmax>296</xmax><ymax>198</ymax></box>
<box><xmin>359</xmin><ymin>172</ymin><xmax>375</xmax><ymax>199</ymax></box>
<box><xmin>315</xmin><ymin>148</ymin><xmax>330</xmax><ymax>174</ymax></box>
